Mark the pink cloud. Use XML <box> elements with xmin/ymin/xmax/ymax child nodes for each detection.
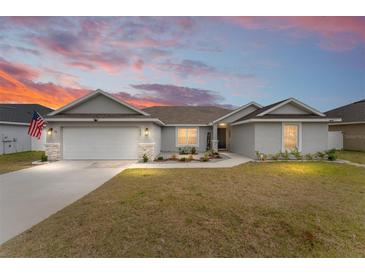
<box><xmin>129</xmin><ymin>83</ymin><xmax>234</xmax><ymax>108</ymax></box>
<box><xmin>0</xmin><ymin>58</ymin><xmax>39</xmax><ymax>80</ymax></box>
<box><xmin>225</xmin><ymin>17</ymin><xmax>365</xmax><ymax>51</ymax></box>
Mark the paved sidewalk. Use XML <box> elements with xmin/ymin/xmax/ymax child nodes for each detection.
<box><xmin>129</xmin><ymin>153</ymin><xmax>252</xmax><ymax>169</ymax></box>
<box><xmin>335</xmin><ymin>159</ymin><xmax>365</xmax><ymax>168</ymax></box>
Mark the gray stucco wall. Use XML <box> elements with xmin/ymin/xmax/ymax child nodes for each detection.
<box><xmin>302</xmin><ymin>123</ymin><xmax>328</xmax><ymax>153</ymax></box>
<box><xmin>230</xmin><ymin>122</ymin><xmax>329</xmax><ymax>158</ymax></box>
<box><xmin>254</xmin><ymin>123</ymin><xmax>282</xmax><ymax>155</ymax></box>
<box><xmin>65</xmin><ymin>94</ymin><xmax>138</xmax><ymax>114</ymax></box>
<box><xmin>230</xmin><ymin>123</ymin><xmax>255</xmax><ymax>158</ymax></box>
<box><xmin>0</xmin><ymin>124</ymin><xmax>31</xmax><ymax>154</ymax></box>
<box><xmin>151</xmin><ymin>123</ymin><xmax>161</xmax><ymax>155</ymax></box>
<box><xmin>160</xmin><ymin>126</ymin><xmax>211</xmax><ymax>152</ymax></box>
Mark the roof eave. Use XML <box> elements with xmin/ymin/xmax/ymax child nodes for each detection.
<box><xmin>231</xmin><ymin>117</ymin><xmax>341</xmax><ymax>126</ymax></box>
<box><xmin>45</xmin><ymin>117</ymin><xmax>165</xmax><ymax>126</ymax></box>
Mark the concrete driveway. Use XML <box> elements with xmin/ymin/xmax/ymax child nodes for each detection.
<box><xmin>0</xmin><ymin>160</ymin><xmax>134</xmax><ymax>245</ymax></box>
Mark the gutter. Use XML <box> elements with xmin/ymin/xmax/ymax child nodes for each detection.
<box><xmin>45</xmin><ymin>117</ymin><xmax>166</xmax><ymax>126</ymax></box>
<box><xmin>0</xmin><ymin>121</ymin><xmax>29</xmax><ymax>126</ymax></box>
<box><xmin>231</xmin><ymin>118</ymin><xmax>342</xmax><ymax>126</ymax></box>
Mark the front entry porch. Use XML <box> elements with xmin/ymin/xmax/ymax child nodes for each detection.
<box><xmin>212</xmin><ymin>122</ymin><xmax>230</xmax><ymax>152</ymax></box>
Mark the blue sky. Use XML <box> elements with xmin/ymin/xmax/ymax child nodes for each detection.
<box><xmin>0</xmin><ymin>16</ymin><xmax>364</xmax><ymax>111</ymax></box>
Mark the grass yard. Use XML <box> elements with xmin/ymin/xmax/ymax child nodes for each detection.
<box><xmin>0</xmin><ymin>162</ymin><xmax>364</xmax><ymax>257</ymax></box>
<box><xmin>337</xmin><ymin>150</ymin><xmax>365</xmax><ymax>165</ymax></box>
<box><xmin>0</xmin><ymin>151</ymin><xmax>44</xmax><ymax>175</ymax></box>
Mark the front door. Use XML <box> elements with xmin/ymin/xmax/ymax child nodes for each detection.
<box><xmin>217</xmin><ymin>128</ymin><xmax>226</xmax><ymax>149</ymax></box>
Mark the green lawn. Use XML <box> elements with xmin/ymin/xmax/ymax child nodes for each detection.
<box><xmin>337</xmin><ymin>150</ymin><xmax>365</xmax><ymax>165</ymax></box>
<box><xmin>1</xmin><ymin>162</ymin><xmax>364</xmax><ymax>257</ymax></box>
<box><xmin>0</xmin><ymin>151</ymin><xmax>44</xmax><ymax>175</ymax></box>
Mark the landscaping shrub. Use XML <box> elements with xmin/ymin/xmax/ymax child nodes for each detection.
<box><xmin>201</xmin><ymin>152</ymin><xmax>210</xmax><ymax>162</ymax></box>
<box><xmin>271</xmin><ymin>152</ymin><xmax>281</xmax><ymax>160</ymax></box>
<box><xmin>171</xmin><ymin>154</ymin><xmax>177</xmax><ymax>160</ymax></box>
<box><xmin>41</xmin><ymin>153</ymin><xmax>48</xmax><ymax>162</ymax></box>
<box><xmin>255</xmin><ymin>151</ymin><xmax>267</xmax><ymax>161</ymax></box>
<box><xmin>305</xmin><ymin>153</ymin><xmax>313</xmax><ymax>160</ymax></box>
<box><xmin>142</xmin><ymin>153</ymin><xmax>149</xmax><ymax>163</ymax></box>
<box><xmin>315</xmin><ymin>151</ymin><xmax>326</xmax><ymax>159</ymax></box>
<box><xmin>326</xmin><ymin>149</ymin><xmax>337</xmax><ymax>161</ymax></box>
<box><xmin>281</xmin><ymin>150</ymin><xmax>290</xmax><ymax>160</ymax></box>
<box><xmin>188</xmin><ymin>154</ymin><xmax>194</xmax><ymax>161</ymax></box>
<box><xmin>179</xmin><ymin>157</ymin><xmax>187</xmax><ymax>162</ymax></box>
<box><xmin>179</xmin><ymin>147</ymin><xmax>195</xmax><ymax>155</ymax></box>
<box><xmin>290</xmin><ymin>148</ymin><xmax>302</xmax><ymax>160</ymax></box>
<box><xmin>157</xmin><ymin>156</ymin><xmax>164</xmax><ymax>161</ymax></box>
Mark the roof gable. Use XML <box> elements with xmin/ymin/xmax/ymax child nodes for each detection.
<box><xmin>48</xmin><ymin>89</ymin><xmax>149</xmax><ymax>116</ymax></box>
<box><xmin>212</xmin><ymin>102</ymin><xmax>262</xmax><ymax>124</ymax></box>
<box><xmin>257</xmin><ymin>98</ymin><xmax>325</xmax><ymax>117</ymax></box>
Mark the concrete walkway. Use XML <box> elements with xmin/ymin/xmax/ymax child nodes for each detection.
<box><xmin>335</xmin><ymin>159</ymin><xmax>365</xmax><ymax>168</ymax></box>
<box><xmin>0</xmin><ymin>160</ymin><xmax>134</xmax><ymax>245</ymax></box>
<box><xmin>129</xmin><ymin>152</ymin><xmax>252</xmax><ymax>169</ymax></box>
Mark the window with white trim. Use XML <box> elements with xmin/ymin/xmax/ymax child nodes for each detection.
<box><xmin>283</xmin><ymin>124</ymin><xmax>299</xmax><ymax>151</ymax></box>
<box><xmin>177</xmin><ymin>128</ymin><xmax>198</xmax><ymax>146</ymax></box>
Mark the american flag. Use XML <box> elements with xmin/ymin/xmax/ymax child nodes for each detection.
<box><xmin>28</xmin><ymin>111</ymin><xmax>45</xmax><ymax>139</ymax></box>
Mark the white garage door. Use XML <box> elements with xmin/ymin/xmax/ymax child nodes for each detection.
<box><xmin>63</xmin><ymin>127</ymin><xmax>139</xmax><ymax>160</ymax></box>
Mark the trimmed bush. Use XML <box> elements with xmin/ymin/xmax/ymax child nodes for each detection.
<box><xmin>327</xmin><ymin>149</ymin><xmax>337</xmax><ymax>161</ymax></box>
<box><xmin>41</xmin><ymin>153</ymin><xmax>48</xmax><ymax>162</ymax></box>
<box><xmin>142</xmin><ymin>153</ymin><xmax>149</xmax><ymax>163</ymax></box>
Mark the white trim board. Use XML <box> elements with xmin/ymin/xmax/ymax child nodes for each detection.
<box><xmin>45</xmin><ymin>117</ymin><xmax>165</xmax><ymax>126</ymax></box>
<box><xmin>257</xmin><ymin>98</ymin><xmax>325</xmax><ymax>117</ymax></box>
<box><xmin>231</xmin><ymin>118</ymin><xmax>341</xmax><ymax>126</ymax></box>
<box><xmin>165</xmin><ymin>124</ymin><xmax>209</xmax><ymax>127</ymax></box>
<box><xmin>329</xmin><ymin>121</ymin><xmax>365</xmax><ymax>125</ymax></box>
<box><xmin>0</xmin><ymin>121</ymin><xmax>29</xmax><ymax>126</ymax></box>
<box><xmin>48</xmin><ymin>89</ymin><xmax>150</xmax><ymax>117</ymax></box>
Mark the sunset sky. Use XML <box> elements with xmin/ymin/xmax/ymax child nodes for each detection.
<box><xmin>0</xmin><ymin>16</ymin><xmax>364</xmax><ymax>111</ymax></box>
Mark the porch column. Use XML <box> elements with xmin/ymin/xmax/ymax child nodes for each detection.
<box><xmin>212</xmin><ymin>123</ymin><xmax>218</xmax><ymax>152</ymax></box>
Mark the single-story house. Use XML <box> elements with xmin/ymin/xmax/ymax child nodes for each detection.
<box><xmin>44</xmin><ymin>89</ymin><xmax>340</xmax><ymax>160</ymax></box>
<box><xmin>0</xmin><ymin>104</ymin><xmax>53</xmax><ymax>154</ymax></box>
<box><xmin>325</xmin><ymin>99</ymin><xmax>365</xmax><ymax>151</ymax></box>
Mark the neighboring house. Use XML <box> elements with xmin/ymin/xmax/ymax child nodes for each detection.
<box><xmin>325</xmin><ymin>99</ymin><xmax>365</xmax><ymax>151</ymax></box>
<box><xmin>0</xmin><ymin>104</ymin><xmax>53</xmax><ymax>154</ymax></box>
<box><xmin>44</xmin><ymin>89</ymin><xmax>340</xmax><ymax>160</ymax></box>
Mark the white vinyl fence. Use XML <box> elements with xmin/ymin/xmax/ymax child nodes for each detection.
<box><xmin>328</xmin><ymin>131</ymin><xmax>343</xmax><ymax>150</ymax></box>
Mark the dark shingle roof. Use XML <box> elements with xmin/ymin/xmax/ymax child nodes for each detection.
<box><xmin>325</xmin><ymin>99</ymin><xmax>365</xmax><ymax>123</ymax></box>
<box><xmin>143</xmin><ymin>106</ymin><xmax>231</xmax><ymax>124</ymax></box>
<box><xmin>0</xmin><ymin>104</ymin><xmax>53</xmax><ymax>123</ymax></box>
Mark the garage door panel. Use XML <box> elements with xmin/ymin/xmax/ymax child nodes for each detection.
<box><xmin>63</xmin><ymin>127</ymin><xmax>138</xmax><ymax>160</ymax></box>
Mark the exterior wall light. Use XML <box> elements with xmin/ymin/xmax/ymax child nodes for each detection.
<box><xmin>219</xmin><ymin>123</ymin><xmax>226</xmax><ymax>127</ymax></box>
<box><xmin>47</xmin><ymin>128</ymin><xmax>53</xmax><ymax>136</ymax></box>
<box><xmin>144</xmin><ymin>128</ymin><xmax>149</xmax><ymax>136</ymax></box>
